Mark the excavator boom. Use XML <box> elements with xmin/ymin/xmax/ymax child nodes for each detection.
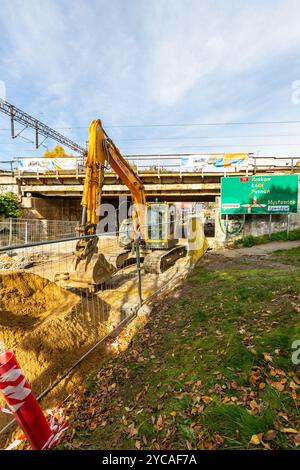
<box><xmin>80</xmin><ymin>119</ymin><xmax>146</xmax><ymax>236</ymax></box>
<box><xmin>55</xmin><ymin>119</ymin><xmax>147</xmax><ymax>292</ymax></box>
<box><xmin>55</xmin><ymin>118</ymin><xmax>190</xmax><ymax>292</ymax></box>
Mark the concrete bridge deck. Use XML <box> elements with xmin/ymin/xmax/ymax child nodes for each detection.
<box><xmin>16</xmin><ymin>167</ymin><xmax>300</xmax><ymax>200</ymax></box>
<box><xmin>2</xmin><ymin>164</ymin><xmax>298</xmax><ymax>201</ymax></box>
<box><xmin>1</xmin><ymin>156</ymin><xmax>299</xmax><ymax>220</ymax></box>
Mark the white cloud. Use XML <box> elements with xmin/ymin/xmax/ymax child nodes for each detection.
<box><xmin>1</xmin><ymin>0</ymin><xmax>300</xmax><ymax>157</ymax></box>
<box><xmin>140</xmin><ymin>0</ymin><xmax>300</xmax><ymax>106</ymax></box>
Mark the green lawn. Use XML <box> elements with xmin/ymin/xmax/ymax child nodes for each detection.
<box><xmin>272</xmin><ymin>247</ymin><xmax>300</xmax><ymax>267</ymax></box>
<box><xmin>62</xmin><ymin>252</ymin><xmax>300</xmax><ymax>450</ymax></box>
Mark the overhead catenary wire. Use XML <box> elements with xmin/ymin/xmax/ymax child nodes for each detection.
<box><xmin>2</xmin><ymin>118</ymin><xmax>300</xmax><ymax>131</ymax></box>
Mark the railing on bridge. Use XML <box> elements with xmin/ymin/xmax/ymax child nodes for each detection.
<box><xmin>0</xmin><ymin>161</ymin><xmax>14</xmax><ymax>174</ymax></box>
<box><xmin>1</xmin><ymin>154</ymin><xmax>300</xmax><ymax>178</ymax></box>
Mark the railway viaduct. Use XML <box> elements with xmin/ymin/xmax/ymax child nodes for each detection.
<box><xmin>1</xmin><ymin>156</ymin><xmax>299</xmax><ymax>221</ymax></box>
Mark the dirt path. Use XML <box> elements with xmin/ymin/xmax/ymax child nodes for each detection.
<box><xmin>218</xmin><ymin>240</ymin><xmax>300</xmax><ymax>258</ymax></box>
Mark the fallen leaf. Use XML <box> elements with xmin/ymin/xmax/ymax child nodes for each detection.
<box><xmin>289</xmin><ymin>380</ymin><xmax>300</xmax><ymax>390</ymax></box>
<box><xmin>293</xmin><ymin>433</ymin><xmax>300</xmax><ymax>447</ymax></box>
<box><xmin>250</xmin><ymin>434</ymin><xmax>262</xmax><ymax>445</ymax></box>
<box><xmin>202</xmin><ymin>396</ymin><xmax>213</xmax><ymax>404</ymax></box>
<box><xmin>280</xmin><ymin>427</ymin><xmax>299</xmax><ymax>434</ymax></box>
<box><xmin>278</xmin><ymin>412</ymin><xmax>289</xmax><ymax>422</ymax></box>
<box><xmin>264</xmin><ymin>430</ymin><xmax>277</xmax><ymax>441</ymax></box>
<box><xmin>186</xmin><ymin>440</ymin><xmax>193</xmax><ymax>450</ymax></box>
<box><xmin>259</xmin><ymin>382</ymin><xmax>266</xmax><ymax>390</ymax></box>
<box><xmin>156</xmin><ymin>415</ymin><xmax>163</xmax><ymax>430</ymax></box>
<box><xmin>269</xmin><ymin>380</ymin><xmax>285</xmax><ymax>392</ymax></box>
<box><xmin>135</xmin><ymin>440</ymin><xmax>141</xmax><ymax>449</ymax></box>
<box><xmin>121</xmin><ymin>416</ymin><xmax>128</xmax><ymax>426</ymax></box>
<box><xmin>263</xmin><ymin>352</ymin><xmax>273</xmax><ymax>362</ymax></box>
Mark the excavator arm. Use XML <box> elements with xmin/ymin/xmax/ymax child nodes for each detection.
<box><xmin>55</xmin><ymin>119</ymin><xmax>147</xmax><ymax>292</ymax></box>
<box><xmin>80</xmin><ymin>119</ymin><xmax>146</xmax><ymax>237</ymax></box>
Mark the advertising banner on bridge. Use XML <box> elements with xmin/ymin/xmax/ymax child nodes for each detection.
<box><xmin>180</xmin><ymin>153</ymin><xmax>249</xmax><ymax>172</ymax></box>
<box><xmin>17</xmin><ymin>158</ymin><xmax>79</xmax><ymax>173</ymax></box>
<box><xmin>221</xmin><ymin>175</ymin><xmax>299</xmax><ymax>214</ymax></box>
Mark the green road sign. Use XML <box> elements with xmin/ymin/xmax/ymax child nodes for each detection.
<box><xmin>221</xmin><ymin>175</ymin><xmax>299</xmax><ymax>214</ymax></box>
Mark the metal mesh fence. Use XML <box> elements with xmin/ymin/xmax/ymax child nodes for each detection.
<box><xmin>0</xmin><ymin>218</ymin><xmax>79</xmax><ymax>247</ymax></box>
<box><xmin>0</xmin><ymin>222</ymin><xmax>195</xmax><ymax>440</ymax></box>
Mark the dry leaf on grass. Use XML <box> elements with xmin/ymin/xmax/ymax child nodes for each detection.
<box><xmin>250</xmin><ymin>434</ymin><xmax>263</xmax><ymax>445</ymax></box>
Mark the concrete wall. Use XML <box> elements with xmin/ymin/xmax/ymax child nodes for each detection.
<box><xmin>214</xmin><ymin>196</ymin><xmax>300</xmax><ymax>246</ymax></box>
<box><xmin>0</xmin><ymin>174</ymin><xmax>19</xmax><ymax>196</ymax></box>
<box><xmin>21</xmin><ymin>196</ymin><xmax>82</xmax><ymax>221</ymax></box>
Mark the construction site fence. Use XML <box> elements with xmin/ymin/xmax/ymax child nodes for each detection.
<box><xmin>0</xmin><ymin>218</ymin><xmax>79</xmax><ymax>247</ymax></box>
<box><xmin>0</xmin><ymin>215</ymin><xmax>200</xmax><ymax>248</ymax></box>
<box><xmin>0</xmin><ymin>219</ymin><xmax>205</xmax><ymax>439</ymax></box>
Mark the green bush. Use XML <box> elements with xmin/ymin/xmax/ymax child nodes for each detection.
<box><xmin>0</xmin><ymin>192</ymin><xmax>21</xmax><ymax>218</ymax></box>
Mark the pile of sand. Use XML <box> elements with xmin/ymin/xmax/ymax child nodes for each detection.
<box><xmin>0</xmin><ymin>272</ymin><xmax>78</xmax><ymax>347</ymax></box>
<box><xmin>0</xmin><ymin>271</ymin><xmax>118</xmax><ymax>430</ymax></box>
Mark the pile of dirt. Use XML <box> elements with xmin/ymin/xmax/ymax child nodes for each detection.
<box><xmin>0</xmin><ymin>253</ymin><xmax>49</xmax><ymax>271</ymax></box>
<box><xmin>0</xmin><ymin>272</ymin><xmax>78</xmax><ymax>347</ymax></box>
<box><xmin>0</xmin><ymin>256</ymin><xmax>191</xmax><ymax>440</ymax></box>
<box><xmin>0</xmin><ymin>271</ymin><xmax>117</xmax><ymax>431</ymax></box>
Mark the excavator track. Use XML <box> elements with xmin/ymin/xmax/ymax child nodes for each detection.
<box><xmin>143</xmin><ymin>245</ymin><xmax>187</xmax><ymax>274</ymax></box>
<box><xmin>105</xmin><ymin>249</ymin><xmax>137</xmax><ymax>269</ymax></box>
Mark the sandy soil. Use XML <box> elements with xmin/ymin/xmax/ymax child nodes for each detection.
<box><xmin>0</xmin><ymin>247</ymin><xmax>190</xmax><ymax>438</ymax></box>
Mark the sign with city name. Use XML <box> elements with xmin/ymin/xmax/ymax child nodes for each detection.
<box><xmin>221</xmin><ymin>175</ymin><xmax>299</xmax><ymax>214</ymax></box>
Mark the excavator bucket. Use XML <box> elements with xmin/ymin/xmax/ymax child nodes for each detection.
<box><xmin>54</xmin><ymin>238</ymin><xmax>117</xmax><ymax>292</ymax></box>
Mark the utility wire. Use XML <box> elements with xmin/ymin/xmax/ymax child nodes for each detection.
<box><xmin>114</xmin><ymin>134</ymin><xmax>300</xmax><ymax>142</ymax></box>
<box><xmin>2</xmin><ymin>134</ymin><xmax>300</xmax><ymax>144</ymax></box>
<box><xmin>2</xmin><ymin>119</ymin><xmax>300</xmax><ymax>131</ymax></box>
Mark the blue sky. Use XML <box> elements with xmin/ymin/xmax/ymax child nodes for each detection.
<box><xmin>1</xmin><ymin>0</ymin><xmax>300</xmax><ymax>161</ymax></box>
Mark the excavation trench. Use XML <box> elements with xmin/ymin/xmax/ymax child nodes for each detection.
<box><xmin>0</xmin><ymin>270</ymin><xmax>117</xmax><ymax>432</ymax></box>
<box><xmin>0</xmin><ymin>257</ymin><xmax>189</xmax><ymax>439</ymax></box>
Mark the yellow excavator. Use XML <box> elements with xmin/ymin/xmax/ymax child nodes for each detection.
<box><xmin>55</xmin><ymin>119</ymin><xmax>186</xmax><ymax>291</ymax></box>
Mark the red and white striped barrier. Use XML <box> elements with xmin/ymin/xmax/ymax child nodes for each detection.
<box><xmin>0</xmin><ymin>350</ymin><xmax>53</xmax><ymax>450</ymax></box>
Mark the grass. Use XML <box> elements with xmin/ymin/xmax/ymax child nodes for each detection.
<box><xmin>271</xmin><ymin>246</ymin><xmax>300</xmax><ymax>267</ymax></box>
<box><xmin>233</xmin><ymin>228</ymin><xmax>300</xmax><ymax>248</ymax></box>
<box><xmin>62</xmin><ymin>252</ymin><xmax>300</xmax><ymax>450</ymax></box>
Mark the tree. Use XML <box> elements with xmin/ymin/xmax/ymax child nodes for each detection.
<box><xmin>43</xmin><ymin>145</ymin><xmax>74</xmax><ymax>158</ymax></box>
<box><xmin>0</xmin><ymin>192</ymin><xmax>21</xmax><ymax>218</ymax></box>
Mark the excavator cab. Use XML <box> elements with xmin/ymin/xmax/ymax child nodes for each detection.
<box><xmin>118</xmin><ymin>218</ymin><xmax>134</xmax><ymax>249</ymax></box>
<box><xmin>144</xmin><ymin>203</ymin><xmax>178</xmax><ymax>250</ymax></box>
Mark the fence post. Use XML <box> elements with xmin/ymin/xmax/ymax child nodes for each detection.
<box><xmin>25</xmin><ymin>221</ymin><xmax>28</xmax><ymax>244</ymax></box>
<box><xmin>135</xmin><ymin>235</ymin><xmax>143</xmax><ymax>307</ymax></box>
<box><xmin>8</xmin><ymin>218</ymin><xmax>12</xmax><ymax>246</ymax></box>
<box><xmin>268</xmin><ymin>214</ymin><xmax>272</xmax><ymax>239</ymax></box>
<box><xmin>225</xmin><ymin>214</ymin><xmax>229</xmax><ymax>242</ymax></box>
<box><xmin>287</xmin><ymin>213</ymin><xmax>290</xmax><ymax>238</ymax></box>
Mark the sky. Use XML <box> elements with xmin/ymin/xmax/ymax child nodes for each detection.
<box><xmin>1</xmin><ymin>0</ymin><xmax>300</xmax><ymax>164</ymax></box>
